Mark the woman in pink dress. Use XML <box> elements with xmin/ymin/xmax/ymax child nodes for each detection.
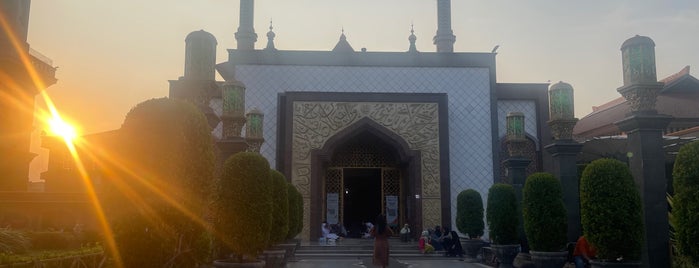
<box><xmin>370</xmin><ymin>214</ymin><xmax>393</xmax><ymax>267</ymax></box>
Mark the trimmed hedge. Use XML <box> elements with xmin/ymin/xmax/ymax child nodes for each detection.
<box><xmin>286</xmin><ymin>183</ymin><xmax>303</xmax><ymax>240</ymax></box>
<box><xmin>456</xmin><ymin>189</ymin><xmax>484</xmax><ymax>239</ymax></box>
<box><xmin>269</xmin><ymin>170</ymin><xmax>290</xmax><ymax>245</ymax></box>
<box><xmin>522</xmin><ymin>172</ymin><xmax>567</xmax><ymax>251</ymax></box>
<box><xmin>108</xmin><ymin>97</ymin><xmax>215</xmax><ymax>267</ymax></box>
<box><xmin>486</xmin><ymin>183</ymin><xmax>519</xmax><ymax>245</ymax></box>
<box><xmin>580</xmin><ymin>158</ymin><xmax>643</xmax><ymax>261</ymax></box>
<box><xmin>216</xmin><ymin>152</ymin><xmax>273</xmax><ymax>260</ymax></box>
<box><xmin>672</xmin><ymin>141</ymin><xmax>699</xmax><ymax>265</ymax></box>
<box><xmin>0</xmin><ymin>228</ymin><xmax>30</xmax><ymax>254</ymax></box>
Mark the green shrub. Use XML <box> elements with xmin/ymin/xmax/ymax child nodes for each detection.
<box><xmin>106</xmin><ymin>97</ymin><xmax>215</xmax><ymax>267</ymax></box>
<box><xmin>269</xmin><ymin>170</ymin><xmax>289</xmax><ymax>245</ymax></box>
<box><xmin>580</xmin><ymin>158</ymin><xmax>643</xmax><ymax>261</ymax></box>
<box><xmin>522</xmin><ymin>172</ymin><xmax>567</xmax><ymax>251</ymax></box>
<box><xmin>0</xmin><ymin>228</ymin><xmax>30</xmax><ymax>254</ymax></box>
<box><xmin>27</xmin><ymin>232</ymin><xmax>79</xmax><ymax>250</ymax></box>
<box><xmin>486</xmin><ymin>183</ymin><xmax>519</xmax><ymax>245</ymax></box>
<box><xmin>286</xmin><ymin>183</ymin><xmax>303</xmax><ymax>240</ymax></box>
<box><xmin>456</xmin><ymin>189</ymin><xmax>484</xmax><ymax>239</ymax></box>
<box><xmin>216</xmin><ymin>152</ymin><xmax>273</xmax><ymax>260</ymax></box>
<box><xmin>672</xmin><ymin>141</ymin><xmax>699</xmax><ymax>265</ymax></box>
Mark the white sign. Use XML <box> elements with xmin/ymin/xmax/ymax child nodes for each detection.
<box><xmin>385</xmin><ymin>195</ymin><xmax>398</xmax><ymax>226</ymax></box>
<box><xmin>327</xmin><ymin>193</ymin><xmax>339</xmax><ymax>224</ymax></box>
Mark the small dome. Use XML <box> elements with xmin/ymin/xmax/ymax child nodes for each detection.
<box><xmin>185</xmin><ymin>30</ymin><xmax>217</xmax><ymax>45</ymax></box>
<box><xmin>549</xmin><ymin>81</ymin><xmax>573</xmax><ymax>91</ymax></box>
<box><xmin>620</xmin><ymin>35</ymin><xmax>654</xmax><ymax>50</ymax></box>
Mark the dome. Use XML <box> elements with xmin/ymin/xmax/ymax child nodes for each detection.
<box><xmin>549</xmin><ymin>81</ymin><xmax>573</xmax><ymax>91</ymax></box>
<box><xmin>185</xmin><ymin>30</ymin><xmax>218</xmax><ymax>45</ymax></box>
<box><xmin>620</xmin><ymin>35</ymin><xmax>654</xmax><ymax>50</ymax></box>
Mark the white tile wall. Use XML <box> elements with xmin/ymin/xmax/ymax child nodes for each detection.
<box><xmin>229</xmin><ymin>65</ymin><xmax>494</xmax><ymax>232</ymax></box>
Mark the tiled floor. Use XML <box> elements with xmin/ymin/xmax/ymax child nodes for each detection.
<box><xmin>287</xmin><ymin>258</ymin><xmax>491</xmax><ymax>268</ymax></box>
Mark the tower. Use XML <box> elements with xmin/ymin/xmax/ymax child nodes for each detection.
<box><xmin>433</xmin><ymin>0</ymin><xmax>456</xmax><ymax>53</ymax></box>
<box><xmin>235</xmin><ymin>0</ymin><xmax>257</xmax><ymax>50</ymax></box>
<box><xmin>0</xmin><ymin>0</ymin><xmax>56</xmax><ymax>191</ymax></box>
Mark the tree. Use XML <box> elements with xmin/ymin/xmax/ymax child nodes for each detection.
<box><xmin>522</xmin><ymin>172</ymin><xmax>567</xmax><ymax>252</ymax></box>
<box><xmin>216</xmin><ymin>152</ymin><xmax>273</xmax><ymax>261</ymax></box>
<box><xmin>269</xmin><ymin>170</ymin><xmax>289</xmax><ymax>245</ymax></box>
<box><xmin>456</xmin><ymin>189</ymin><xmax>484</xmax><ymax>239</ymax></box>
<box><xmin>105</xmin><ymin>97</ymin><xmax>215</xmax><ymax>267</ymax></box>
<box><xmin>672</xmin><ymin>141</ymin><xmax>699</xmax><ymax>265</ymax></box>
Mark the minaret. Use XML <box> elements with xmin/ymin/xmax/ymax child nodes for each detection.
<box><xmin>433</xmin><ymin>0</ymin><xmax>456</xmax><ymax>53</ymax></box>
<box><xmin>235</xmin><ymin>0</ymin><xmax>257</xmax><ymax>50</ymax></box>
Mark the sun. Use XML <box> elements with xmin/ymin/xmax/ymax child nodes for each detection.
<box><xmin>48</xmin><ymin>116</ymin><xmax>78</xmax><ymax>142</ymax></box>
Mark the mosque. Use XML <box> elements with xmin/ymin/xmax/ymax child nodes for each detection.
<box><xmin>170</xmin><ymin>0</ymin><xmax>553</xmax><ymax>240</ymax></box>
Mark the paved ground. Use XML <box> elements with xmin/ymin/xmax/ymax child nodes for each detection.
<box><xmin>287</xmin><ymin>258</ymin><xmax>491</xmax><ymax>268</ymax></box>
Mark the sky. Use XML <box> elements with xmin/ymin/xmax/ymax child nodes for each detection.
<box><xmin>26</xmin><ymin>0</ymin><xmax>699</xmax><ymax>180</ymax></box>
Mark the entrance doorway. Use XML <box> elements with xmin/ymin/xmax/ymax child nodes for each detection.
<box><xmin>343</xmin><ymin>168</ymin><xmax>381</xmax><ymax>238</ymax></box>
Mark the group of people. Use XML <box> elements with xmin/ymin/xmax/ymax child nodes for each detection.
<box><xmin>417</xmin><ymin>225</ymin><xmax>464</xmax><ymax>257</ymax></box>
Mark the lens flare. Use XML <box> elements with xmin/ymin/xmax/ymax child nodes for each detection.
<box><xmin>48</xmin><ymin>116</ymin><xmax>78</xmax><ymax>142</ymax></box>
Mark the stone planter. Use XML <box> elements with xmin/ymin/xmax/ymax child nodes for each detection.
<box><xmin>590</xmin><ymin>260</ymin><xmax>642</xmax><ymax>268</ymax></box>
<box><xmin>213</xmin><ymin>259</ymin><xmax>266</xmax><ymax>268</ymax></box>
<box><xmin>274</xmin><ymin>242</ymin><xmax>299</xmax><ymax>262</ymax></box>
<box><xmin>260</xmin><ymin>249</ymin><xmax>286</xmax><ymax>268</ymax></box>
<box><xmin>462</xmin><ymin>239</ymin><xmax>485</xmax><ymax>258</ymax></box>
<box><xmin>492</xmin><ymin>244</ymin><xmax>520</xmax><ymax>268</ymax></box>
<box><xmin>530</xmin><ymin>250</ymin><xmax>567</xmax><ymax>268</ymax></box>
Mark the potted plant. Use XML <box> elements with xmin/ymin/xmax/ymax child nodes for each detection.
<box><xmin>263</xmin><ymin>170</ymin><xmax>290</xmax><ymax>267</ymax></box>
<box><xmin>672</xmin><ymin>141</ymin><xmax>699</xmax><ymax>266</ymax></box>
<box><xmin>486</xmin><ymin>183</ymin><xmax>520</xmax><ymax>268</ymax></box>
<box><xmin>580</xmin><ymin>159</ymin><xmax>643</xmax><ymax>267</ymax></box>
<box><xmin>456</xmin><ymin>189</ymin><xmax>485</xmax><ymax>258</ymax></box>
<box><xmin>214</xmin><ymin>152</ymin><xmax>273</xmax><ymax>268</ymax></box>
<box><xmin>522</xmin><ymin>172</ymin><xmax>568</xmax><ymax>268</ymax></box>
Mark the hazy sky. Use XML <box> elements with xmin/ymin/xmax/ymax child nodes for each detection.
<box><xmin>26</xmin><ymin>1</ymin><xmax>699</xmax><ymax>179</ymax></box>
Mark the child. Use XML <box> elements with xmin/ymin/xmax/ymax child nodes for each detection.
<box><xmin>418</xmin><ymin>231</ymin><xmax>434</xmax><ymax>253</ymax></box>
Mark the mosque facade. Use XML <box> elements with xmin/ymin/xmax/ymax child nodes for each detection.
<box><xmin>170</xmin><ymin>0</ymin><xmax>553</xmax><ymax>240</ymax></box>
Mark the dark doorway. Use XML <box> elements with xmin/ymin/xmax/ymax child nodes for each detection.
<box><xmin>343</xmin><ymin>168</ymin><xmax>381</xmax><ymax>238</ymax></box>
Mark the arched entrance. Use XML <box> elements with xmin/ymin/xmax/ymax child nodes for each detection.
<box><xmin>310</xmin><ymin>118</ymin><xmax>422</xmax><ymax>240</ymax></box>
<box><xmin>322</xmin><ymin>132</ymin><xmax>404</xmax><ymax>237</ymax></box>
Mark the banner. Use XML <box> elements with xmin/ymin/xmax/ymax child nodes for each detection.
<box><xmin>326</xmin><ymin>193</ymin><xmax>339</xmax><ymax>224</ymax></box>
<box><xmin>385</xmin><ymin>195</ymin><xmax>398</xmax><ymax>226</ymax></box>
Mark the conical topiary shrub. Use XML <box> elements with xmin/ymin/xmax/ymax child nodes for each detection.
<box><xmin>457</xmin><ymin>189</ymin><xmax>485</xmax><ymax>258</ymax></box>
<box><xmin>286</xmin><ymin>183</ymin><xmax>303</xmax><ymax>240</ymax></box>
<box><xmin>269</xmin><ymin>170</ymin><xmax>289</xmax><ymax>245</ymax></box>
<box><xmin>487</xmin><ymin>183</ymin><xmax>519</xmax><ymax>245</ymax></box>
<box><xmin>216</xmin><ymin>152</ymin><xmax>273</xmax><ymax>262</ymax></box>
<box><xmin>457</xmin><ymin>189</ymin><xmax>485</xmax><ymax>239</ymax></box>
<box><xmin>486</xmin><ymin>183</ymin><xmax>520</xmax><ymax>267</ymax></box>
<box><xmin>580</xmin><ymin>158</ymin><xmax>643</xmax><ymax>262</ymax></box>
<box><xmin>672</xmin><ymin>141</ymin><xmax>699</xmax><ymax>265</ymax></box>
<box><xmin>523</xmin><ymin>172</ymin><xmax>567</xmax><ymax>252</ymax></box>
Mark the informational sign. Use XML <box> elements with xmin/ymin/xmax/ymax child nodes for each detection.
<box><xmin>326</xmin><ymin>193</ymin><xmax>339</xmax><ymax>225</ymax></box>
<box><xmin>385</xmin><ymin>195</ymin><xmax>398</xmax><ymax>226</ymax></box>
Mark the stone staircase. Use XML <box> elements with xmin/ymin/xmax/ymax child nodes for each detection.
<box><xmin>294</xmin><ymin>238</ymin><xmax>477</xmax><ymax>261</ymax></box>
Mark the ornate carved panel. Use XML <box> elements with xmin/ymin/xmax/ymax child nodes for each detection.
<box><xmin>291</xmin><ymin>101</ymin><xmax>441</xmax><ymax>239</ymax></box>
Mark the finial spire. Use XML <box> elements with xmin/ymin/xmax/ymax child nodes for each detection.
<box><xmin>408</xmin><ymin>23</ymin><xmax>418</xmax><ymax>53</ymax></box>
<box><xmin>434</xmin><ymin>0</ymin><xmax>456</xmax><ymax>52</ymax></box>
<box><xmin>265</xmin><ymin>19</ymin><xmax>276</xmax><ymax>51</ymax></box>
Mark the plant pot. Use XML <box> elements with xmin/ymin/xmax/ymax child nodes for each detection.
<box><xmin>492</xmin><ymin>244</ymin><xmax>520</xmax><ymax>268</ymax></box>
<box><xmin>530</xmin><ymin>250</ymin><xmax>567</xmax><ymax>268</ymax></box>
<box><xmin>462</xmin><ymin>239</ymin><xmax>485</xmax><ymax>258</ymax></box>
<box><xmin>260</xmin><ymin>249</ymin><xmax>286</xmax><ymax>268</ymax></box>
<box><xmin>213</xmin><ymin>259</ymin><xmax>266</xmax><ymax>268</ymax></box>
<box><xmin>274</xmin><ymin>243</ymin><xmax>299</xmax><ymax>262</ymax></box>
<box><xmin>590</xmin><ymin>260</ymin><xmax>642</xmax><ymax>268</ymax></box>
